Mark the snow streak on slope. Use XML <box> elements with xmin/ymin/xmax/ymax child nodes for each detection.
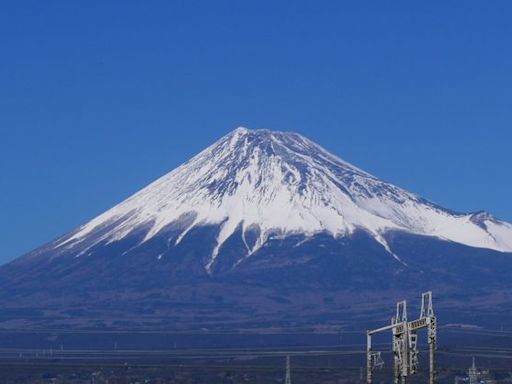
<box><xmin>56</xmin><ymin>127</ymin><xmax>512</xmax><ymax>270</ymax></box>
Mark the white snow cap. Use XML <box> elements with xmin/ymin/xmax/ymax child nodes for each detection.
<box><xmin>58</xmin><ymin>127</ymin><xmax>512</xmax><ymax>268</ymax></box>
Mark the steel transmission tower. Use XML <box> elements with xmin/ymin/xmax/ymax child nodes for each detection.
<box><xmin>366</xmin><ymin>291</ymin><xmax>437</xmax><ymax>384</ymax></box>
<box><xmin>468</xmin><ymin>357</ymin><xmax>478</xmax><ymax>384</ymax></box>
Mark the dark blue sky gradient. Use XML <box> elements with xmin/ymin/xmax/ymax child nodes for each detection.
<box><xmin>1</xmin><ymin>1</ymin><xmax>511</xmax><ymax>263</ymax></box>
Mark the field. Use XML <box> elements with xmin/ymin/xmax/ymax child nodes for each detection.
<box><xmin>0</xmin><ymin>328</ymin><xmax>511</xmax><ymax>383</ymax></box>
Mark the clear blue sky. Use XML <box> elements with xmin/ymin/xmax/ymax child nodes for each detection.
<box><xmin>1</xmin><ymin>1</ymin><xmax>511</xmax><ymax>264</ymax></box>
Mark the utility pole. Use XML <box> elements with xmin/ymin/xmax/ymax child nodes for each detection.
<box><xmin>367</xmin><ymin>291</ymin><xmax>437</xmax><ymax>384</ymax></box>
<box><xmin>285</xmin><ymin>355</ymin><xmax>292</xmax><ymax>384</ymax></box>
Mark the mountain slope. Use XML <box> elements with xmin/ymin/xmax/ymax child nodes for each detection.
<box><xmin>1</xmin><ymin>127</ymin><xmax>511</xmax><ymax>331</ymax></box>
<box><xmin>52</xmin><ymin>127</ymin><xmax>512</xmax><ymax>272</ymax></box>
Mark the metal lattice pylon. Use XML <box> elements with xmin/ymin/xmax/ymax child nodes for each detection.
<box><xmin>366</xmin><ymin>291</ymin><xmax>437</xmax><ymax>384</ymax></box>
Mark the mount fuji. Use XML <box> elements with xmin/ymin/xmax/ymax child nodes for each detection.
<box><xmin>1</xmin><ymin>127</ymin><xmax>512</xmax><ymax>331</ymax></box>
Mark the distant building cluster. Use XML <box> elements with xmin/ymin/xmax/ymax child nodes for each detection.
<box><xmin>455</xmin><ymin>358</ymin><xmax>497</xmax><ymax>384</ymax></box>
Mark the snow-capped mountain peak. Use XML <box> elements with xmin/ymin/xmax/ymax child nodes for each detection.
<box><xmin>56</xmin><ymin>127</ymin><xmax>512</xmax><ymax>271</ymax></box>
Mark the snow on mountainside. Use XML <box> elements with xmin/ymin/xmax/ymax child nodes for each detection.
<box><xmin>55</xmin><ymin>127</ymin><xmax>512</xmax><ymax>271</ymax></box>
